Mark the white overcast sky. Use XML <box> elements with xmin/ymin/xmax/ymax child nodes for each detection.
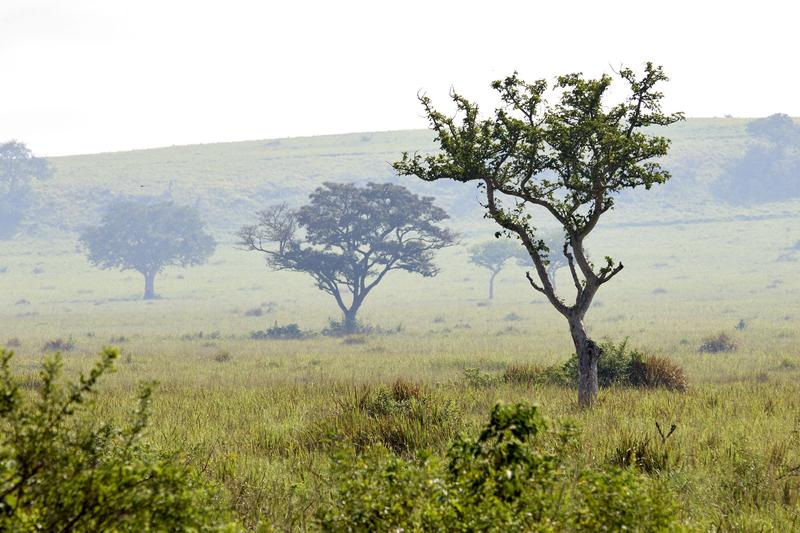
<box><xmin>1</xmin><ymin>0</ymin><xmax>797</xmax><ymax>156</ymax></box>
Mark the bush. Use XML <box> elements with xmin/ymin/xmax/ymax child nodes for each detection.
<box><xmin>0</xmin><ymin>348</ymin><xmax>239</xmax><ymax>531</ymax></box>
<box><xmin>5</xmin><ymin>338</ymin><xmax>21</xmax><ymax>348</ymax></box>
<box><xmin>317</xmin><ymin>403</ymin><xmax>679</xmax><ymax>532</ymax></box>
<box><xmin>321</xmin><ymin>319</ymin><xmax>372</xmax><ymax>337</ymax></box>
<box><xmin>699</xmin><ymin>332</ymin><xmax>737</xmax><ymax>353</ymax></box>
<box><xmin>243</xmin><ymin>307</ymin><xmax>263</xmax><ymax>317</ymax></box>
<box><xmin>214</xmin><ymin>350</ymin><xmax>232</xmax><ymax>363</ymax></box>
<box><xmin>563</xmin><ymin>338</ymin><xmax>637</xmax><ymax>387</ymax></box>
<box><xmin>561</xmin><ymin>339</ymin><xmax>687</xmax><ymax>391</ymax></box>
<box><xmin>462</xmin><ymin>367</ymin><xmax>498</xmax><ymax>388</ymax></box>
<box><xmin>251</xmin><ymin>322</ymin><xmax>305</xmax><ymax>340</ymax></box>
<box><xmin>42</xmin><ymin>337</ymin><xmax>75</xmax><ymax>352</ymax></box>
<box><xmin>630</xmin><ymin>354</ymin><xmax>687</xmax><ymax>391</ymax></box>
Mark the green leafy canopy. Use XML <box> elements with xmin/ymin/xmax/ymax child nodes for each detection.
<box><xmin>394</xmin><ymin>63</ymin><xmax>683</xmax><ymax>316</ymax></box>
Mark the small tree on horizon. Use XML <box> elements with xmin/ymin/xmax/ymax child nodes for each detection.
<box><xmin>239</xmin><ymin>182</ymin><xmax>455</xmax><ymax>333</ymax></box>
<box><xmin>394</xmin><ymin>63</ymin><xmax>683</xmax><ymax>407</ymax></box>
<box><xmin>80</xmin><ymin>200</ymin><xmax>216</xmax><ymax>300</ymax></box>
<box><xmin>468</xmin><ymin>239</ymin><xmax>527</xmax><ymax>300</ymax></box>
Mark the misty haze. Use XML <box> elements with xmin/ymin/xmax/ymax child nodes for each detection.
<box><xmin>1</xmin><ymin>1</ymin><xmax>799</xmax><ymax>531</ymax></box>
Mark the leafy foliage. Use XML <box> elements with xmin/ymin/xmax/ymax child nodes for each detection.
<box><xmin>316</xmin><ymin>403</ymin><xmax>679</xmax><ymax>531</ymax></box>
<box><xmin>0</xmin><ymin>141</ymin><xmax>51</xmax><ymax>239</ymax></box>
<box><xmin>80</xmin><ymin>200</ymin><xmax>216</xmax><ymax>299</ymax></box>
<box><xmin>251</xmin><ymin>322</ymin><xmax>305</xmax><ymax>340</ymax></box>
<box><xmin>240</xmin><ymin>182</ymin><xmax>455</xmax><ymax>331</ymax></box>
<box><xmin>562</xmin><ymin>339</ymin><xmax>686</xmax><ymax>391</ymax></box>
<box><xmin>0</xmin><ymin>348</ymin><xmax>238</xmax><ymax>531</ymax></box>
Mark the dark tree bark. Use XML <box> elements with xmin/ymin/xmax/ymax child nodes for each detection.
<box><xmin>569</xmin><ymin>313</ymin><xmax>600</xmax><ymax>407</ymax></box>
<box><xmin>143</xmin><ymin>271</ymin><xmax>156</xmax><ymax>300</ymax></box>
<box><xmin>342</xmin><ymin>308</ymin><xmax>359</xmax><ymax>334</ymax></box>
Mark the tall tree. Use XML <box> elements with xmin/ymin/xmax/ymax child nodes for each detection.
<box><xmin>468</xmin><ymin>239</ymin><xmax>527</xmax><ymax>300</ymax></box>
<box><xmin>239</xmin><ymin>182</ymin><xmax>455</xmax><ymax>333</ymax></box>
<box><xmin>0</xmin><ymin>141</ymin><xmax>51</xmax><ymax>239</ymax></box>
<box><xmin>80</xmin><ymin>201</ymin><xmax>216</xmax><ymax>299</ymax></box>
<box><xmin>395</xmin><ymin>63</ymin><xmax>682</xmax><ymax>407</ymax></box>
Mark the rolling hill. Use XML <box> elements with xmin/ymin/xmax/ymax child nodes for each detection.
<box><xmin>26</xmin><ymin>118</ymin><xmax>800</xmax><ymax>239</ymax></box>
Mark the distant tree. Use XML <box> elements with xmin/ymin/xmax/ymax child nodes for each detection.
<box><xmin>713</xmin><ymin>113</ymin><xmax>800</xmax><ymax>204</ymax></box>
<box><xmin>80</xmin><ymin>201</ymin><xmax>215</xmax><ymax>300</ymax></box>
<box><xmin>395</xmin><ymin>63</ymin><xmax>682</xmax><ymax>407</ymax></box>
<box><xmin>745</xmin><ymin>113</ymin><xmax>800</xmax><ymax>148</ymax></box>
<box><xmin>469</xmin><ymin>239</ymin><xmax>526</xmax><ymax>299</ymax></box>
<box><xmin>0</xmin><ymin>141</ymin><xmax>51</xmax><ymax>239</ymax></box>
<box><xmin>239</xmin><ymin>182</ymin><xmax>455</xmax><ymax>333</ymax></box>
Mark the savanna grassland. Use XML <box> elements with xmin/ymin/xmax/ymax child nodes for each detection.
<box><xmin>2</xmin><ymin>119</ymin><xmax>800</xmax><ymax>530</ymax></box>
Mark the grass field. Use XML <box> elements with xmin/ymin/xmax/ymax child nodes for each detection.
<box><xmin>2</xmin><ymin>120</ymin><xmax>800</xmax><ymax>530</ymax></box>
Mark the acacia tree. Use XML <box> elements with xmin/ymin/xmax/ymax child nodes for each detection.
<box><xmin>395</xmin><ymin>63</ymin><xmax>683</xmax><ymax>407</ymax></box>
<box><xmin>239</xmin><ymin>182</ymin><xmax>455</xmax><ymax>333</ymax></box>
<box><xmin>80</xmin><ymin>201</ymin><xmax>216</xmax><ymax>300</ymax></box>
<box><xmin>0</xmin><ymin>141</ymin><xmax>51</xmax><ymax>239</ymax></box>
<box><xmin>469</xmin><ymin>239</ymin><xmax>527</xmax><ymax>300</ymax></box>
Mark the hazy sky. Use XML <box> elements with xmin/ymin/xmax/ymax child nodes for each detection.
<box><xmin>1</xmin><ymin>0</ymin><xmax>797</xmax><ymax>156</ymax></box>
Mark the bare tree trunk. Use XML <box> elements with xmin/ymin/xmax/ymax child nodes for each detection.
<box><xmin>342</xmin><ymin>308</ymin><xmax>358</xmax><ymax>334</ymax></box>
<box><xmin>143</xmin><ymin>272</ymin><xmax>156</xmax><ymax>300</ymax></box>
<box><xmin>488</xmin><ymin>270</ymin><xmax>499</xmax><ymax>300</ymax></box>
<box><xmin>569</xmin><ymin>314</ymin><xmax>600</xmax><ymax>408</ymax></box>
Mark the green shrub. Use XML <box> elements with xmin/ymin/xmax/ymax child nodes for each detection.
<box><xmin>0</xmin><ymin>348</ymin><xmax>239</xmax><ymax>531</ymax></box>
<box><xmin>563</xmin><ymin>339</ymin><xmax>687</xmax><ymax>391</ymax></box>
<box><xmin>698</xmin><ymin>332</ymin><xmax>737</xmax><ymax>353</ymax></box>
<box><xmin>42</xmin><ymin>337</ymin><xmax>75</xmax><ymax>352</ymax></box>
<box><xmin>317</xmin><ymin>403</ymin><xmax>679</xmax><ymax>532</ymax></box>
<box><xmin>462</xmin><ymin>367</ymin><xmax>498</xmax><ymax>388</ymax></box>
<box><xmin>251</xmin><ymin>322</ymin><xmax>305</xmax><ymax>340</ymax></box>
<box><xmin>563</xmin><ymin>338</ymin><xmax>638</xmax><ymax>387</ymax></box>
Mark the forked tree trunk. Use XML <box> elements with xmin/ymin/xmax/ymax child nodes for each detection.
<box><xmin>569</xmin><ymin>314</ymin><xmax>600</xmax><ymax>407</ymax></box>
<box><xmin>143</xmin><ymin>272</ymin><xmax>156</xmax><ymax>300</ymax></box>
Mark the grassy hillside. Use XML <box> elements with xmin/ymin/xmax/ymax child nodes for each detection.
<box><xmin>32</xmin><ymin>118</ymin><xmax>800</xmax><ymax>238</ymax></box>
